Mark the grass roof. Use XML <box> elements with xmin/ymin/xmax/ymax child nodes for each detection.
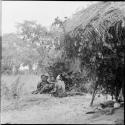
<box><xmin>64</xmin><ymin>2</ymin><xmax>125</xmax><ymax>33</ymax></box>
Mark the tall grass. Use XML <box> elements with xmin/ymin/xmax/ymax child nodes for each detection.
<box><xmin>1</xmin><ymin>80</ymin><xmax>11</xmax><ymax>100</ymax></box>
<box><xmin>10</xmin><ymin>75</ymin><xmax>21</xmax><ymax>99</ymax></box>
<box><xmin>1</xmin><ymin>74</ymin><xmax>41</xmax><ymax>111</ymax></box>
<box><xmin>1</xmin><ymin>74</ymin><xmax>40</xmax><ymax>100</ymax></box>
<box><xmin>1</xmin><ymin>75</ymin><xmax>25</xmax><ymax>101</ymax></box>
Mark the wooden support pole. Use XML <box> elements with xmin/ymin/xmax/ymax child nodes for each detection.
<box><xmin>90</xmin><ymin>81</ymin><xmax>98</xmax><ymax>106</ymax></box>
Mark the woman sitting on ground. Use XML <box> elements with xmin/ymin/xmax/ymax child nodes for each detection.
<box><xmin>50</xmin><ymin>74</ymin><xmax>66</xmax><ymax>97</ymax></box>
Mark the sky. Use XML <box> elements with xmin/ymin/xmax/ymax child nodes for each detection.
<box><xmin>2</xmin><ymin>1</ymin><xmax>97</xmax><ymax>34</ymax></box>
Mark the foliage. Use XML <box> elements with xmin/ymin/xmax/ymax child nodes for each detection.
<box><xmin>63</xmin><ymin>2</ymin><xmax>125</xmax><ymax>96</ymax></box>
<box><xmin>16</xmin><ymin>20</ymin><xmax>65</xmax><ymax>74</ymax></box>
<box><xmin>2</xmin><ymin>33</ymin><xmax>40</xmax><ymax>74</ymax></box>
<box><xmin>2</xmin><ymin>20</ymin><xmax>67</xmax><ymax>75</ymax></box>
<box><xmin>2</xmin><ymin>33</ymin><xmax>23</xmax><ymax>74</ymax></box>
<box><xmin>47</xmin><ymin>61</ymin><xmax>68</xmax><ymax>79</ymax></box>
<box><xmin>50</xmin><ymin>17</ymin><xmax>68</xmax><ymax>50</ymax></box>
<box><xmin>16</xmin><ymin>21</ymin><xmax>49</xmax><ymax>60</ymax></box>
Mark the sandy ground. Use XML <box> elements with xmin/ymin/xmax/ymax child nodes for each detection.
<box><xmin>1</xmin><ymin>94</ymin><xmax>124</xmax><ymax>124</ymax></box>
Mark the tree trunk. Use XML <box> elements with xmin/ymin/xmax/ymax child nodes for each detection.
<box><xmin>90</xmin><ymin>81</ymin><xmax>98</xmax><ymax>106</ymax></box>
<box><xmin>122</xmin><ymin>65</ymin><xmax>124</xmax><ymax>99</ymax></box>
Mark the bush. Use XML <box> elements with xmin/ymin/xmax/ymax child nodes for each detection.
<box><xmin>47</xmin><ymin>62</ymin><xmax>69</xmax><ymax>78</ymax></box>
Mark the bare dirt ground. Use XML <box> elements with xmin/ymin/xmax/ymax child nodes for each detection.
<box><xmin>1</xmin><ymin>94</ymin><xmax>124</xmax><ymax>124</ymax></box>
<box><xmin>1</xmin><ymin>75</ymin><xmax>124</xmax><ymax>124</ymax></box>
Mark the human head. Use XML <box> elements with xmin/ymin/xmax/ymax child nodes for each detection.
<box><xmin>50</xmin><ymin>76</ymin><xmax>56</xmax><ymax>82</ymax></box>
<box><xmin>56</xmin><ymin>74</ymin><xmax>61</xmax><ymax>81</ymax></box>
<box><xmin>41</xmin><ymin>75</ymin><xmax>48</xmax><ymax>81</ymax></box>
<box><xmin>41</xmin><ymin>75</ymin><xmax>45</xmax><ymax>79</ymax></box>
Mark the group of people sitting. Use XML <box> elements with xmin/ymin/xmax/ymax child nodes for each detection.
<box><xmin>32</xmin><ymin>74</ymin><xmax>66</xmax><ymax>97</ymax></box>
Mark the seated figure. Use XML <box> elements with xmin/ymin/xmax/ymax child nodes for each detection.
<box><xmin>51</xmin><ymin>74</ymin><xmax>66</xmax><ymax>97</ymax></box>
<box><xmin>32</xmin><ymin>75</ymin><xmax>53</xmax><ymax>94</ymax></box>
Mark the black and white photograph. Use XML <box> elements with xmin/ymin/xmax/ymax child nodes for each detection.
<box><xmin>1</xmin><ymin>1</ymin><xmax>125</xmax><ymax>124</ymax></box>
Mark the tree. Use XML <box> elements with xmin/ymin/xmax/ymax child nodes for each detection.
<box><xmin>50</xmin><ymin>17</ymin><xmax>68</xmax><ymax>50</ymax></box>
<box><xmin>2</xmin><ymin>33</ymin><xmax>40</xmax><ymax>74</ymax></box>
<box><xmin>16</xmin><ymin>20</ymin><xmax>55</xmax><ymax>72</ymax></box>
<box><xmin>2</xmin><ymin>33</ymin><xmax>23</xmax><ymax>74</ymax></box>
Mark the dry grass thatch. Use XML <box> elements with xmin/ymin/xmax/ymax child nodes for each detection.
<box><xmin>64</xmin><ymin>2</ymin><xmax>125</xmax><ymax>34</ymax></box>
<box><xmin>63</xmin><ymin>2</ymin><xmax>125</xmax><ymax>106</ymax></box>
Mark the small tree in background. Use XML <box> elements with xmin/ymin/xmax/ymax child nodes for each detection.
<box><xmin>16</xmin><ymin>20</ymin><xmax>56</xmax><ymax>73</ymax></box>
<box><xmin>2</xmin><ymin>33</ymin><xmax>40</xmax><ymax>74</ymax></box>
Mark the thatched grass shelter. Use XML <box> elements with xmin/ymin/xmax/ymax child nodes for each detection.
<box><xmin>63</xmin><ymin>2</ymin><xmax>125</xmax><ymax>106</ymax></box>
<box><xmin>65</xmin><ymin>2</ymin><xmax>125</xmax><ymax>34</ymax></box>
